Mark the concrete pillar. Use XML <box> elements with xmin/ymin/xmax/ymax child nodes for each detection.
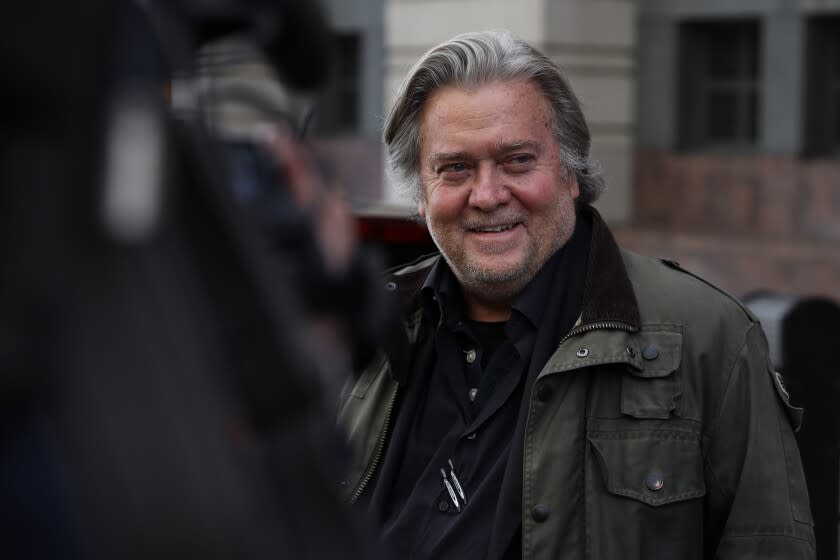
<box><xmin>636</xmin><ymin>15</ymin><xmax>678</xmax><ymax>150</ymax></box>
<box><xmin>545</xmin><ymin>0</ymin><xmax>637</xmax><ymax>223</ymax></box>
<box><xmin>761</xmin><ymin>10</ymin><xmax>805</xmax><ymax>153</ymax></box>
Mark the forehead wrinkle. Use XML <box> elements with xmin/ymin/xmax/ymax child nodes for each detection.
<box><xmin>492</xmin><ymin>139</ymin><xmax>543</xmax><ymax>157</ymax></box>
<box><xmin>428</xmin><ymin>151</ymin><xmax>471</xmax><ymax>165</ymax></box>
<box><xmin>430</xmin><ymin>151</ymin><xmax>468</xmax><ymax>162</ymax></box>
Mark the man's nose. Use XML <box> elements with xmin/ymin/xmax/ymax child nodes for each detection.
<box><xmin>468</xmin><ymin>162</ymin><xmax>510</xmax><ymax>210</ymax></box>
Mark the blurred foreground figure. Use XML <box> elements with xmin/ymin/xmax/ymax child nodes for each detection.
<box><xmin>0</xmin><ymin>1</ymin><xmax>379</xmax><ymax>558</ymax></box>
<box><xmin>338</xmin><ymin>30</ymin><xmax>815</xmax><ymax>559</ymax></box>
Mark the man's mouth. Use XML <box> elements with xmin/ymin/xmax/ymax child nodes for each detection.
<box><xmin>469</xmin><ymin>223</ymin><xmax>519</xmax><ymax>233</ymax></box>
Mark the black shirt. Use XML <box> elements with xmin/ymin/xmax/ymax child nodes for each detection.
<box><xmin>376</xmin><ymin>213</ymin><xmax>592</xmax><ymax>559</ymax></box>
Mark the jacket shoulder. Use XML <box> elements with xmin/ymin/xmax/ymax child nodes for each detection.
<box><xmin>620</xmin><ymin>250</ymin><xmax>758</xmax><ymax>331</ymax></box>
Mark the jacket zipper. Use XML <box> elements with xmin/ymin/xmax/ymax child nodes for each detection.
<box><xmin>349</xmin><ymin>384</ymin><xmax>399</xmax><ymax>503</ymax></box>
<box><xmin>558</xmin><ymin>320</ymin><xmax>636</xmax><ymax>345</ymax></box>
<box><xmin>349</xmin><ymin>312</ymin><xmax>423</xmax><ymax>504</ymax></box>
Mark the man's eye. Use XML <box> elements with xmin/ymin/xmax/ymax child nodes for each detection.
<box><xmin>441</xmin><ymin>162</ymin><xmax>467</xmax><ymax>173</ymax></box>
<box><xmin>507</xmin><ymin>154</ymin><xmax>534</xmax><ymax>166</ymax></box>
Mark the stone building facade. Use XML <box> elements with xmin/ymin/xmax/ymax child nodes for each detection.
<box><xmin>627</xmin><ymin>0</ymin><xmax>840</xmax><ymax>301</ymax></box>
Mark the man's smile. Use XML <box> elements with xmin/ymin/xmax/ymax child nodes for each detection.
<box><xmin>466</xmin><ymin>222</ymin><xmax>522</xmax><ymax>234</ymax></box>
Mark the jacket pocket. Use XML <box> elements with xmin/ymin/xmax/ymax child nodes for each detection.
<box><xmin>589</xmin><ymin>429</ymin><xmax>705</xmax><ymax>506</ymax></box>
<box><xmin>621</xmin><ymin>330</ymin><xmax>682</xmax><ymax>419</ymax></box>
<box><xmin>586</xmin><ymin>427</ymin><xmax>706</xmax><ymax>559</ymax></box>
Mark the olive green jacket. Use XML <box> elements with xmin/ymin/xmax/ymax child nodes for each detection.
<box><xmin>338</xmin><ymin>211</ymin><xmax>815</xmax><ymax>559</ymax></box>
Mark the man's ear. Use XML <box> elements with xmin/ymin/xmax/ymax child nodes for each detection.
<box><xmin>569</xmin><ymin>174</ymin><xmax>580</xmax><ymax>200</ymax></box>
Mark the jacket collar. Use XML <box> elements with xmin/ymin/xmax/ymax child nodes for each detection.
<box><xmin>578</xmin><ymin>205</ymin><xmax>641</xmax><ymax>329</ymax></box>
<box><xmin>381</xmin><ymin>205</ymin><xmax>641</xmax><ymax>382</ymax></box>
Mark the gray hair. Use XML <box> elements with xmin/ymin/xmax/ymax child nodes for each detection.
<box><xmin>383</xmin><ymin>29</ymin><xmax>604</xmax><ymax>205</ymax></box>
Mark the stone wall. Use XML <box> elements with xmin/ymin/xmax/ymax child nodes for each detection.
<box><xmin>617</xmin><ymin>151</ymin><xmax>840</xmax><ymax>300</ymax></box>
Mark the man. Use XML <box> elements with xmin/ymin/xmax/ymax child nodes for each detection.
<box><xmin>338</xmin><ymin>30</ymin><xmax>815</xmax><ymax>559</ymax></box>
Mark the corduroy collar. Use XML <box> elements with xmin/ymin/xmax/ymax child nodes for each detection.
<box><xmin>578</xmin><ymin>205</ymin><xmax>641</xmax><ymax>329</ymax></box>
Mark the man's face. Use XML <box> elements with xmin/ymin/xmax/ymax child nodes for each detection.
<box><xmin>417</xmin><ymin>80</ymin><xmax>580</xmax><ymax>303</ymax></box>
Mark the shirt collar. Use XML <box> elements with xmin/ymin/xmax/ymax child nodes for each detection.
<box><xmin>425</xmin><ymin>259</ymin><xmax>521</xmax><ymax>331</ymax></box>
<box><xmin>510</xmin><ymin>242</ymin><xmax>563</xmax><ymax>328</ymax></box>
<box><xmin>420</xmin><ymin>257</ymin><xmax>462</xmax><ymax>329</ymax></box>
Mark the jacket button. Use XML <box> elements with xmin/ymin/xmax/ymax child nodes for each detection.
<box><xmin>642</xmin><ymin>345</ymin><xmax>659</xmax><ymax>360</ymax></box>
<box><xmin>438</xmin><ymin>500</ymin><xmax>450</xmax><ymax>512</ymax></box>
<box><xmin>536</xmin><ymin>383</ymin><xmax>554</xmax><ymax>402</ymax></box>
<box><xmin>576</xmin><ymin>347</ymin><xmax>589</xmax><ymax>358</ymax></box>
<box><xmin>385</xmin><ymin>281</ymin><xmax>397</xmax><ymax>291</ymax></box>
<box><xmin>645</xmin><ymin>473</ymin><xmax>665</xmax><ymax>492</ymax></box>
<box><xmin>531</xmin><ymin>504</ymin><xmax>550</xmax><ymax>522</ymax></box>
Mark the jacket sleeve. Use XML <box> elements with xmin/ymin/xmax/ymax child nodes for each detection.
<box><xmin>703</xmin><ymin>321</ymin><xmax>815</xmax><ymax>558</ymax></box>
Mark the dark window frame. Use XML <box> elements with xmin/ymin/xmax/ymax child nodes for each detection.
<box><xmin>678</xmin><ymin>19</ymin><xmax>762</xmax><ymax>152</ymax></box>
<box><xmin>804</xmin><ymin>16</ymin><xmax>840</xmax><ymax>158</ymax></box>
<box><xmin>310</xmin><ymin>32</ymin><xmax>362</xmax><ymax>137</ymax></box>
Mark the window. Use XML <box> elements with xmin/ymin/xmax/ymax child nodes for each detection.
<box><xmin>310</xmin><ymin>33</ymin><xmax>361</xmax><ymax>136</ymax></box>
<box><xmin>678</xmin><ymin>20</ymin><xmax>761</xmax><ymax>151</ymax></box>
<box><xmin>804</xmin><ymin>17</ymin><xmax>840</xmax><ymax>157</ymax></box>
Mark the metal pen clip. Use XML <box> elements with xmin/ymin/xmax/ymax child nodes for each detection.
<box><xmin>440</xmin><ymin>468</ymin><xmax>460</xmax><ymax>512</ymax></box>
<box><xmin>448</xmin><ymin>459</ymin><xmax>467</xmax><ymax>505</ymax></box>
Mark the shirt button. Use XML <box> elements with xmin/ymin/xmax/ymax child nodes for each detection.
<box><xmin>438</xmin><ymin>500</ymin><xmax>450</xmax><ymax>512</ymax></box>
<box><xmin>466</xmin><ymin>432</ymin><xmax>477</xmax><ymax>440</ymax></box>
<box><xmin>465</xmin><ymin>349</ymin><xmax>477</xmax><ymax>363</ymax></box>
<box><xmin>468</xmin><ymin>387</ymin><xmax>478</xmax><ymax>402</ymax></box>
<box><xmin>536</xmin><ymin>383</ymin><xmax>554</xmax><ymax>402</ymax></box>
<box><xmin>642</xmin><ymin>345</ymin><xmax>659</xmax><ymax>361</ymax></box>
<box><xmin>645</xmin><ymin>473</ymin><xmax>665</xmax><ymax>492</ymax></box>
<box><xmin>384</xmin><ymin>281</ymin><xmax>396</xmax><ymax>291</ymax></box>
<box><xmin>531</xmin><ymin>504</ymin><xmax>550</xmax><ymax>522</ymax></box>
